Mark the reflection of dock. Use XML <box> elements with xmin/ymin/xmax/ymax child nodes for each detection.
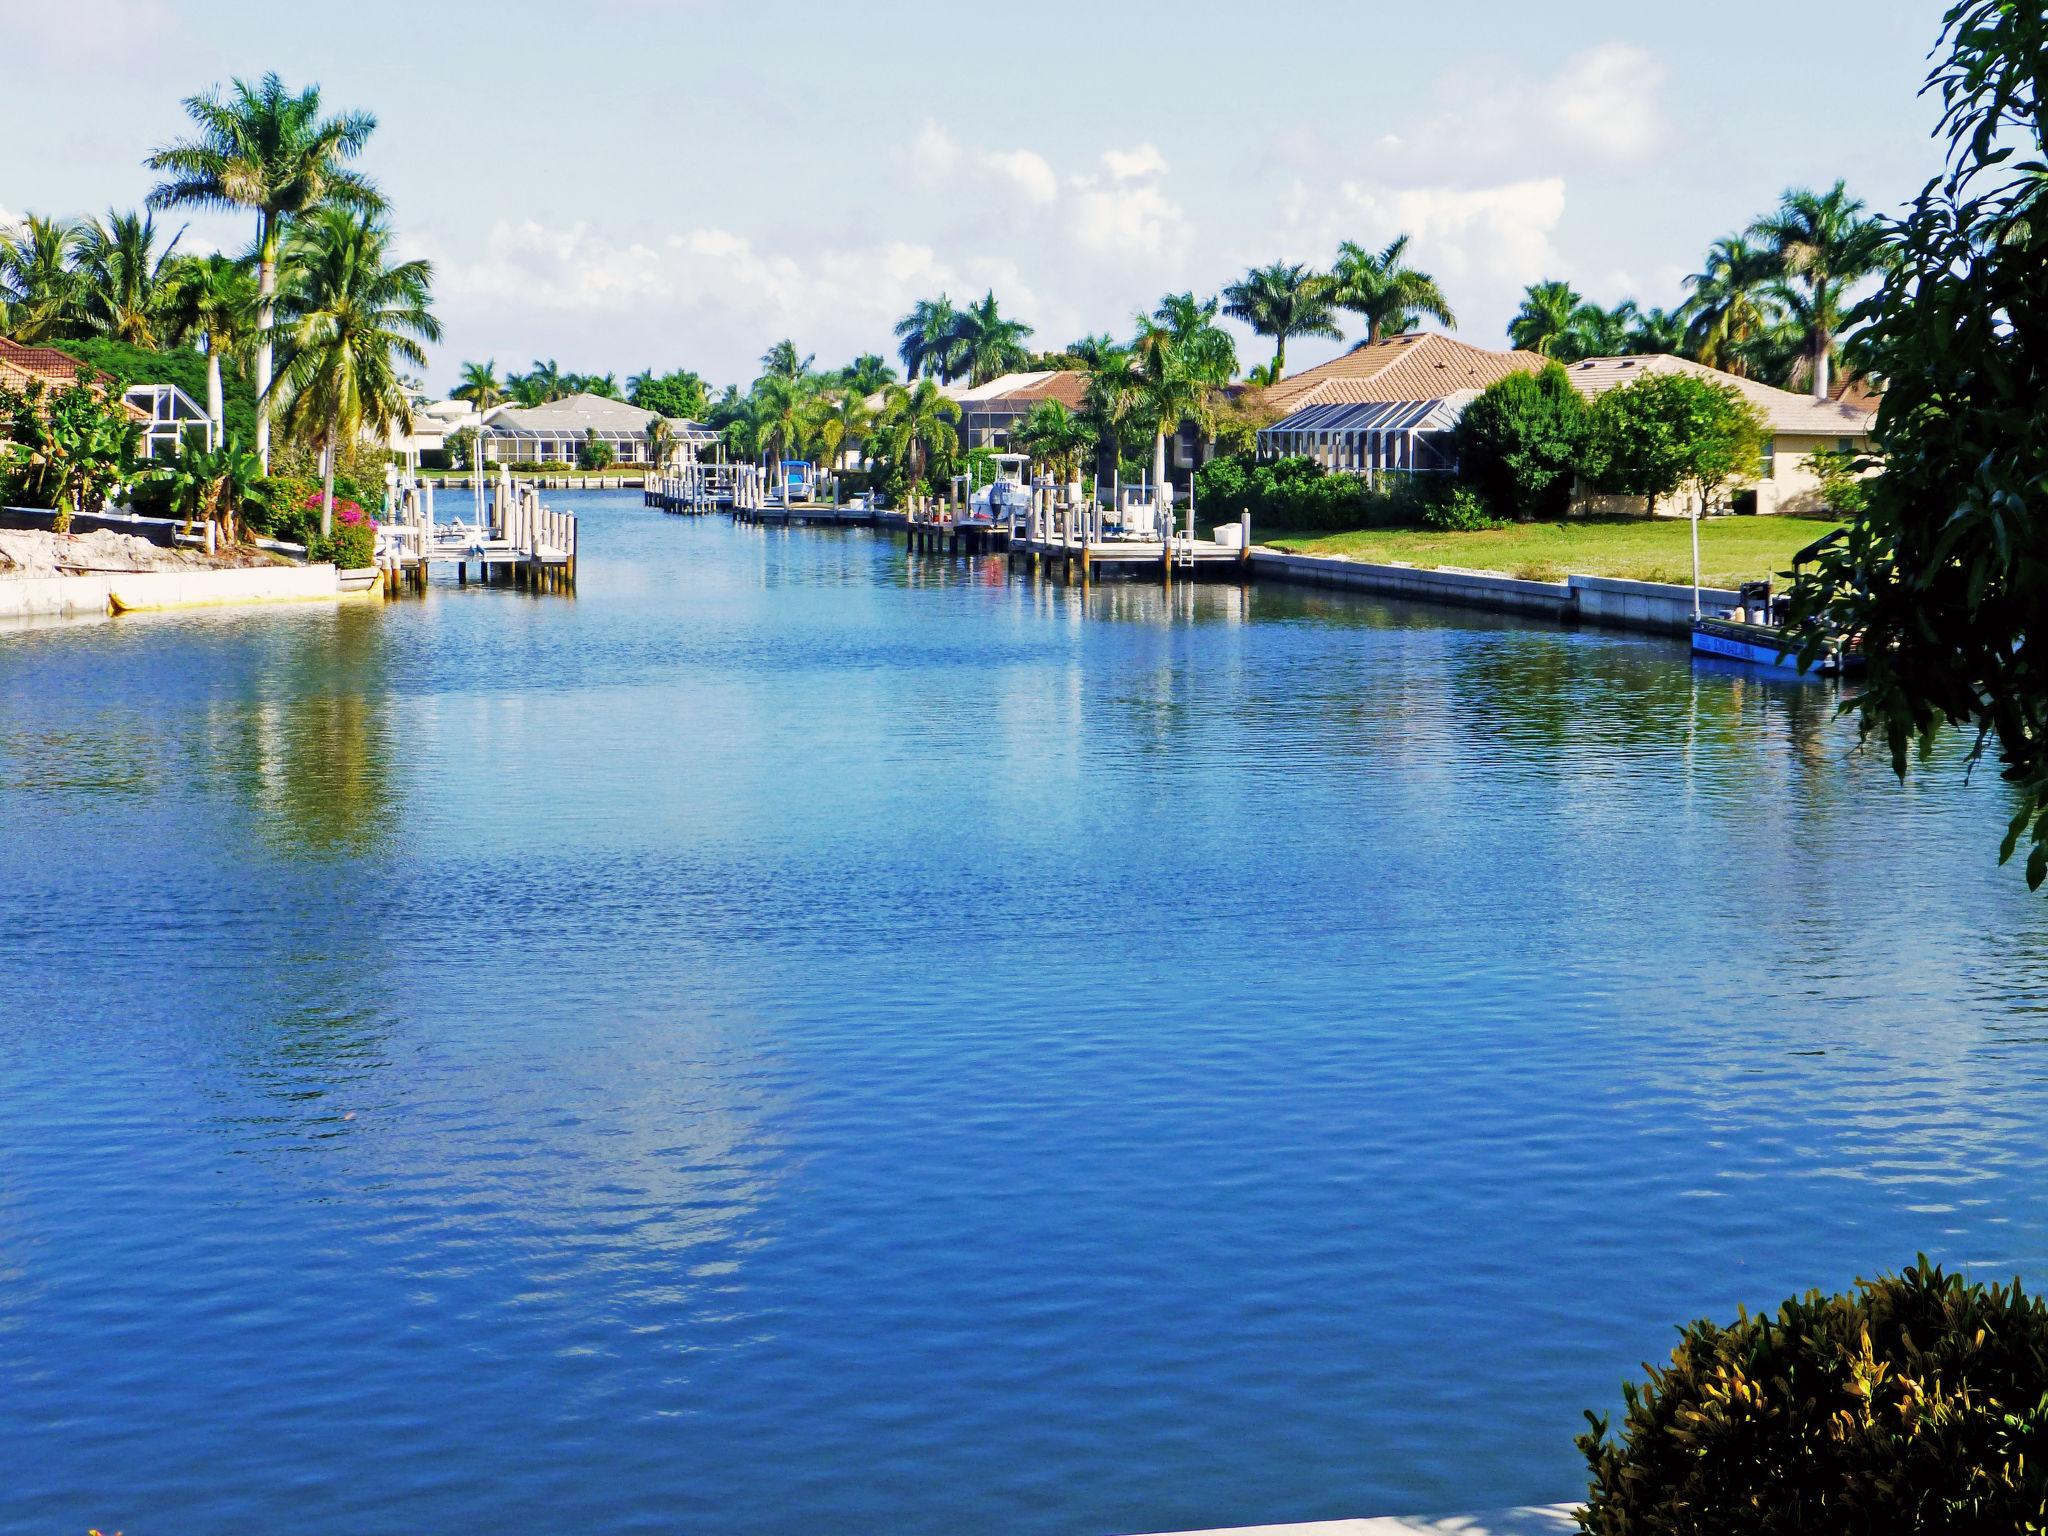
<box><xmin>381</xmin><ymin>469</ymin><xmax>578</xmax><ymax>593</ymax></box>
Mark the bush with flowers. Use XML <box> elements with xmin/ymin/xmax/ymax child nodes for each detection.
<box><xmin>304</xmin><ymin>492</ymin><xmax>376</xmax><ymax>569</ymax></box>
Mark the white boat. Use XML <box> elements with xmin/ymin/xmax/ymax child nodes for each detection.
<box><xmin>963</xmin><ymin>454</ymin><xmax>1032</xmax><ymax>526</ymax></box>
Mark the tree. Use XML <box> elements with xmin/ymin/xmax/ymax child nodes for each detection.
<box><xmin>833</xmin><ymin>354</ymin><xmax>895</xmax><ymax>396</ymax></box>
<box><xmin>164</xmin><ymin>253</ymin><xmax>257</xmax><ymax>435</ymax></box>
<box><xmin>1680</xmin><ymin>236</ymin><xmax>1780</xmax><ymax>377</ymax></box>
<box><xmin>73</xmin><ymin>210</ymin><xmax>182</xmax><ymax>347</ymax></box>
<box><xmin>454</xmin><ymin>359</ymin><xmax>505</xmax><ymax>412</ymax></box>
<box><xmin>1221</xmin><ymin>261</ymin><xmax>1340</xmax><ymax>381</ymax></box>
<box><xmin>159</xmin><ymin>436</ymin><xmax>260</xmax><ymax>542</ymax></box>
<box><xmin>749</xmin><ymin>371</ymin><xmax>819</xmax><ymax>466</ymax></box>
<box><xmin>1010</xmin><ymin>398</ymin><xmax>1095</xmax><ymax>483</ymax></box>
<box><xmin>950</xmin><ymin>291</ymin><xmax>1034</xmax><ymax>386</ymax></box>
<box><xmin>1329</xmin><ymin>235</ymin><xmax>1455</xmax><ymax>346</ymax></box>
<box><xmin>0</xmin><ymin>215</ymin><xmax>82</xmax><ymax>343</ymax></box>
<box><xmin>1080</xmin><ymin>344</ymin><xmax>1145</xmax><ymax>478</ymax></box>
<box><xmin>874</xmin><ymin>378</ymin><xmax>960</xmax><ymax>488</ymax></box>
<box><xmin>1454</xmin><ymin>363</ymin><xmax>1591</xmax><ymax>521</ymax></box>
<box><xmin>759</xmin><ymin>339</ymin><xmax>813</xmax><ymax>384</ymax></box>
<box><xmin>813</xmin><ymin>386</ymin><xmax>873</xmax><ymax>474</ymax></box>
<box><xmin>1133</xmin><ymin>293</ymin><xmax>1236</xmax><ymax>502</ymax></box>
<box><xmin>629</xmin><ymin>367</ymin><xmax>712</xmax><ymax>421</ymax></box>
<box><xmin>272</xmin><ymin>207</ymin><xmax>439</xmax><ymax>537</ymax></box>
<box><xmin>577</xmin><ymin>428</ymin><xmax>615</xmax><ymax>471</ymax></box>
<box><xmin>1508</xmin><ymin>280</ymin><xmax>1585</xmax><ymax>356</ymax></box>
<box><xmin>147</xmin><ymin>72</ymin><xmax>381</xmax><ymax>472</ymax></box>
<box><xmin>1750</xmin><ymin>180</ymin><xmax>1887</xmax><ymax>399</ymax></box>
<box><xmin>1789</xmin><ymin>0</ymin><xmax>2048</xmax><ymax>888</ymax></box>
<box><xmin>1582</xmin><ymin>371</ymin><xmax>1763</xmax><ymax>517</ymax></box>
<box><xmin>893</xmin><ymin>296</ymin><xmax>959</xmax><ymax>382</ymax></box>
<box><xmin>510</xmin><ymin>359</ymin><xmax>564</xmax><ymax>405</ymax></box>
<box><xmin>1625</xmin><ymin>306</ymin><xmax>1687</xmax><ymax>357</ymax></box>
<box><xmin>1569</xmin><ymin>299</ymin><xmax>1639</xmax><ymax>360</ymax></box>
<box><xmin>0</xmin><ymin>376</ymin><xmax>146</xmax><ymax>531</ymax></box>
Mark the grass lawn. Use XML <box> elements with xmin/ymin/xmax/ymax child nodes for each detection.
<box><xmin>1261</xmin><ymin>515</ymin><xmax>1842</xmax><ymax>589</ymax></box>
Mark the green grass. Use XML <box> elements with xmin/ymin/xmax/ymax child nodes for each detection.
<box><xmin>1262</xmin><ymin>515</ymin><xmax>1842</xmax><ymax>589</ymax></box>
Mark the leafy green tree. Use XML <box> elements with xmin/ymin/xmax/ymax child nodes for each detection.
<box><xmin>1454</xmin><ymin>363</ymin><xmax>1590</xmax><ymax>521</ymax></box>
<box><xmin>1221</xmin><ymin>261</ymin><xmax>1340</xmax><ymax>381</ymax></box>
<box><xmin>73</xmin><ymin>210</ymin><xmax>182</xmax><ymax>347</ymax></box>
<box><xmin>1329</xmin><ymin>235</ymin><xmax>1455</xmax><ymax>346</ymax></box>
<box><xmin>628</xmin><ymin>367</ymin><xmax>711</xmax><ymax>420</ymax></box>
<box><xmin>1582</xmin><ymin>371</ymin><xmax>1763</xmax><ymax>516</ymax></box>
<box><xmin>833</xmin><ymin>354</ymin><xmax>895</xmax><ymax>396</ymax></box>
<box><xmin>55</xmin><ymin>334</ymin><xmax>257</xmax><ymax>451</ymax></box>
<box><xmin>1750</xmin><ymin>181</ymin><xmax>1887</xmax><ymax>399</ymax></box>
<box><xmin>146</xmin><ymin>72</ymin><xmax>381</xmax><ymax>471</ymax></box>
<box><xmin>1625</xmin><ymin>306</ymin><xmax>1688</xmax><ymax>356</ymax></box>
<box><xmin>444</xmin><ymin>424</ymin><xmax>478</xmax><ymax>469</ymax></box>
<box><xmin>454</xmin><ymin>359</ymin><xmax>504</xmax><ymax>411</ymax></box>
<box><xmin>164</xmin><ymin>252</ymin><xmax>257</xmax><ymax>434</ymax></box>
<box><xmin>577</xmin><ymin>429</ymin><xmax>615</xmax><ymax>471</ymax></box>
<box><xmin>0</xmin><ymin>215</ymin><xmax>82</xmax><ymax>342</ymax></box>
<box><xmin>0</xmin><ymin>376</ymin><xmax>147</xmax><ymax>530</ymax></box>
<box><xmin>272</xmin><ymin>207</ymin><xmax>439</xmax><ymax>536</ymax></box>
<box><xmin>1790</xmin><ymin>0</ymin><xmax>2048</xmax><ymax>888</ymax></box>
<box><xmin>951</xmin><ymin>292</ymin><xmax>1034</xmax><ymax>386</ymax></box>
<box><xmin>1680</xmin><ymin>236</ymin><xmax>1780</xmax><ymax>376</ymax></box>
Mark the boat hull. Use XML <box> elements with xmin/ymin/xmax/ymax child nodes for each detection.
<box><xmin>1690</xmin><ymin>617</ymin><xmax>1859</xmax><ymax>676</ymax></box>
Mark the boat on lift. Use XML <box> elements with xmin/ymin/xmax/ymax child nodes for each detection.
<box><xmin>962</xmin><ymin>454</ymin><xmax>1033</xmax><ymax>527</ymax></box>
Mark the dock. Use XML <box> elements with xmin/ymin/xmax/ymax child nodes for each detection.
<box><xmin>379</xmin><ymin>467</ymin><xmax>579</xmax><ymax>593</ymax></box>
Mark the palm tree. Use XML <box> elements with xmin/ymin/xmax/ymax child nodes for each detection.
<box><xmin>1064</xmin><ymin>333</ymin><xmax>1121</xmax><ymax>369</ymax></box>
<box><xmin>836</xmin><ymin>354</ymin><xmax>895</xmax><ymax>396</ymax></box>
<box><xmin>272</xmin><ymin>207</ymin><xmax>440</xmax><ymax>537</ymax></box>
<box><xmin>1221</xmin><ymin>261</ymin><xmax>1341</xmax><ymax>382</ymax></box>
<box><xmin>1680</xmin><ymin>237</ymin><xmax>1780</xmax><ymax>377</ymax></box>
<box><xmin>1748</xmin><ymin>181</ymin><xmax>1885</xmax><ymax>398</ymax></box>
<box><xmin>1508</xmin><ymin>281</ymin><xmax>1584</xmax><ymax>357</ymax></box>
<box><xmin>813</xmin><ymin>386</ymin><xmax>873</xmax><ymax>474</ymax></box>
<box><xmin>950</xmin><ymin>291</ymin><xmax>1035</xmax><ymax>386</ymax></box>
<box><xmin>1569</xmin><ymin>299</ymin><xmax>1638</xmax><ymax>359</ymax></box>
<box><xmin>454</xmin><ymin>359</ymin><xmax>505</xmax><ymax>412</ymax></box>
<box><xmin>73</xmin><ymin>210</ymin><xmax>183</xmax><ymax>347</ymax></box>
<box><xmin>759</xmin><ymin>339</ymin><xmax>814</xmax><ymax>384</ymax></box>
<box><xmin>1080</xmin><ymin>344</ymin><xmax>1144</xmax><ymax>479</ymax></box>
<box><xmin>146</xmin><ymin>72</ymin><xmax>380</xmax><ymax>470</ymax></box>
<box><xmin>1133</xmin><ymin>293</ymin><xmax>1236</xmax><ymax>502</ymax></box>
<box><xmin>893</xmin><ymin>297</ymin><xmax>958</xmax><ymax>382</ymax></box>
<box><xmin>1624</xmin><ymin>305</ymin><xmax>1687</xmax><ymax>357</ymax></box>
<box><xmin>1010</xmin><ymin>398</ymin><xmax>1095</xmax><ymax>484</ymax></box>
<box><xmin>875</xmin><ymin>378</ymin><xmax>960</xmax><ymax>486</ymax></box>
<box><xmin>645</xmin><ymin>416</ymin><xmax>674</xmax><ymax>470</ymax></box>
<box><xmin>164</xmin><ymin>252</ymin><xmax>257</xmax><ymax>435</ymax></box>
<box><xmin>1330</xmin><ymin>235</ymin><xmax>1456</xmax><ymax>347</ymax></box>
<box><xmin>749</xmin><ymin>372</ymin><xmax>818</xmax><ymax>467</ymax></box>
<box><xmin>0</xmin><ymin>215</ymin><xmax>82</xmax><ymax>343</ymax></box>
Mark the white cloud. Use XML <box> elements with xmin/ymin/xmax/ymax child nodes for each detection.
<box><xmin>1546</xmin><ymin>44</ymin><xmax>1667</xmax><ymax>165</ymax></box>
<box><xmin>0</xmin><ymin>0</ymin><xmax>168</xmax><ymax>67</ymax></box>
<box><xmin>983</xmin><ymin>148</ymin><xmax>1060</xmax><ymax>207</ymax></box>
<box><xmin>1100</xmin><ymin>144</ymin><xmax>1170</xmax><ymax>182</ymax></box>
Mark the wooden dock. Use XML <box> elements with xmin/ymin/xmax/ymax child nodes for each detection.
<box><xmin>379</xmin><ymin>468</ymin><xmax>578</xmax><ymax>594</ymax></box>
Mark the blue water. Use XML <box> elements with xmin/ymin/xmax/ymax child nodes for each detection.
<box><xmin>3</xmin><ymin>490</ymin><xmax>2045</xmax><ymax>1535</ymax></box>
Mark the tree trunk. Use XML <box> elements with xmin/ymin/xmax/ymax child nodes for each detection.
<box><xmin>206</xmin><ymin>348</ymin><xmax>224</xmax><ymax>442</ymax></box>
<box><xmin>1152</xmin><ymin>428</ymin><xmax>1168</xmax><ymax>512</ymax></box>
<box><xmin>321</xmin><ymin>425</ymin><xmax>337</xmax><ymax>541</ymax></box>
<box><xmin>255</xmin><ymin>214</ymin><xmax>278</xmax><ymax>473</ymax></box>
<box><xmin>1272</xmin><ymin>337</ymin><xmax>1286</xmax><ymax>381</ymax></box>
<box><xmin>1369</xmin><ymin>319</ymin><xmax>1383</xmax><ymax>347</ymax></box>
<box><xmin>1812</xmin><ymin>339</ymin><xmax>1830</xmax><ymax>402</ymax></box>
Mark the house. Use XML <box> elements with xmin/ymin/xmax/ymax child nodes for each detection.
<box><xmin>1255</xmin><ymin>334</ymin><xmax>1547</xmax><ymax>477</ymax></box>
<box><xmin>1559</xmin><ymin>355</ymin><xmax>1878</xmax><ymax>515</ymax></box>
<box><xmin>479</xmin><ymin>393</ymin><xmax>716</xmax><ymax>466</ymax></box>
<box><xmin>943</xmin><ymin>371</ymin><xmax>1090</xmax><ymax>452</ymax></box>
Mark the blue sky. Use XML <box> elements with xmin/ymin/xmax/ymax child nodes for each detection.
<box><xmin>3</xmin><ymin>0</ymin><xmax>1948</xmax><ymax>393</ymax></box>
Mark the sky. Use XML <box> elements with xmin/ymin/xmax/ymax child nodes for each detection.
<box><xmin>1</xmin><ymin>0</ymin><xmax>1951</xmax><ymax>395</ymax></box>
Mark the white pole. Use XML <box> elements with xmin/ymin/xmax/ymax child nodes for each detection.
<box><xmin>1691</xmin><ymin>496</ymin><xmax>1702</xmax><ymax>619</ymax></box>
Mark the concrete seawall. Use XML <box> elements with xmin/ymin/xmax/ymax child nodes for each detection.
<box><xmin>1249</xmin><ymin>551</ymin><xmax>1735</xmax><ymax>637</ymax></box>
<box><xmin>0</xmin><ymin>563</ymin><xmax>355</xmax><ymax>621</ymax></box>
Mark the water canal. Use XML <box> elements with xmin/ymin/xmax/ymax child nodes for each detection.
<box><xmin>3</xmin><ymin>490</ymin><xmax>2044</xmax><ymax>1534</ymax></box>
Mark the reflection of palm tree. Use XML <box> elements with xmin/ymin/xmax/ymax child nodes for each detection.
<box><xmin>147</xmin><ymin>72</ymin><xmax>382</xmax><ymax>470</ymax></box>
<box><xmin>1330</xmin><ymin>235</ymin><xmax>1456</xmax><ymax>346</ymax></box>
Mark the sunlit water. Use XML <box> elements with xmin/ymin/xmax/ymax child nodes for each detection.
<box><xmin>3</xmin><ymin>490</ymin><xmax>2044</xmax><ymax>1535</ymax></box>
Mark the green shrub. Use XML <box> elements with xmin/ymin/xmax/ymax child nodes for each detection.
<box><xmin>577</xmin><ymin>432</ymin><xmax>616</xmax><ymax>471</ymax></box>
<box><xmin>1193</xmin><ymin>452</ymin><xmax>1452</xmax><ymax>533</ymax></box>
<box><xmin>1807</xmin><ymin>446</ymin><xmax>1874</xmax><ymax>517</ymax></box>
<box><xmin>246</xmin><ymin>474</ymin><xmax>321</xmax><ymax>543</ymax></box>
<box><xmin>1421</xmin><ymin>486</ymin><xmax>1501</xmax><ymax>532</ymax></box>
<box><xmin>1579</xmin><ymin>1256</ymin><xmax>2048</xmax><ymax>1534</ymax></box>
<box><xmin>306</xmin><ymin>498</ymin><xmax>376</xmax><ymax>569</ymax></box>
<box><xmin>1456</xmin><ymin>362</ymin><xmax>1590</xmax><ymax>521</ymax></box>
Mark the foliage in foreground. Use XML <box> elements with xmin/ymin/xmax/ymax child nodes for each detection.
<box><xmin>1786</xmin><ymin>0</ymin><xmax>2048</xmax><ymax>888</ymax></box>
<box><xmin>0</xmin><ymin>376</ymin><xmax>145</xmax><ymax>528</ymax></box>
<box><xmin>1578</xmin><ymin>1257</ymin><xmax>2048</xmax><ymax>1534</ymax></box>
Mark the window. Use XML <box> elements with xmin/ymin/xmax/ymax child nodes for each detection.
<box><xmin>1761</xmin><ymin>437</ymin><xmax>1778</xmax><ymax>478</ymax></box>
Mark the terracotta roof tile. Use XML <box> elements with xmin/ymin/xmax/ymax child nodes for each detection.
<box><xmin>1264</xmin><ymin>333</ymin><xmax>1546</xmax><ymax>413</ymax></box>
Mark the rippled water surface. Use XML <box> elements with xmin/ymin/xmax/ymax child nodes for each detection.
<box><xmin>4</xmin><ymin>491</ymin><xmax>2046</xmax><ymax>1535</ymax></box>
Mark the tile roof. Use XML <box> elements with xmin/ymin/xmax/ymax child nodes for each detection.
<box><xmin>1263</xmin><ymin>333</ymin><xmax>1547</xmax><ymax>413</ymax></box>
<box><xmin>483</xmin><ymin>392</ymin><xmax>696</xmax><ymax>435</ymax></box>
<box><xmin>0</xmin><ymin>337</ymin><xmax>148</xmax><ymax>420</ymax></box>
<box><xmin>1560</xmin><ymin>354</ymin><xmax>1878</xmax><ymax>436</ymax></box>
